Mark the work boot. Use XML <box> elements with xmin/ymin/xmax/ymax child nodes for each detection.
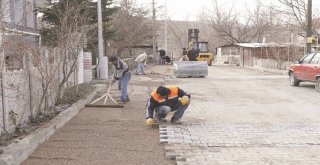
<box><xmin>171</xmin><ymin>118</ymin><xmax>182</xmax><ymax>124</ymax></box>
<box><xmin>157</xmin><ymin>118</ymin><xmax>167</xmax><ymax>123</ymax></box>
<box><xmin>118</xmin><ymin>100</ymin><xmax>126</xmax><ymax>104</ymax></box>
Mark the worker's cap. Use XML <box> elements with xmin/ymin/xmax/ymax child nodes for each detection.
<box><xmin>156</xmin><ymin>86</ymin><xmax>171</xmax><ymax>97</ymax></box>
<box><xmin>109</xmin><ymin>55</ymin><xmax>118</xmax><ymax>62</ymax></box>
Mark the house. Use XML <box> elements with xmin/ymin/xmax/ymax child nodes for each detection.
<box><xmin>0</xmin><ymin>0</ymin><xmax>39</xmax><ymax>70</ymax></box>
<box><xmin>236</xmin><ymin>42</ymin><xmax>305</xmax><ymax>70</ymax></box>
<box><xmin>216</xmin><ymin>45</ymin><xmax>240</xmax><ymax>64</ymax></box>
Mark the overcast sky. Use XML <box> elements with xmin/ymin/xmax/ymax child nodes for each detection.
<box><xmin>133</xmin><ymin>0</ymin><xmax>320</xmax><ymax>21</ymax></box>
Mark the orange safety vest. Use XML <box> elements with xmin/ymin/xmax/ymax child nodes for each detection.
<box><xmin>151</xmin><ymin>86</ymin><xmax>179</xmax><ymax>103</ymax></box>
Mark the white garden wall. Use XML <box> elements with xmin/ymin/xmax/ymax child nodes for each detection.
<box><xmin>0</xmin><ymin>49</ymin><xmax>92</xmax><ymax>133</ymax></box>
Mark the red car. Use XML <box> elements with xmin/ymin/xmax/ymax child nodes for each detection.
<box><xmin>288</xmin><ymin>52</ymin><xmax>320</xmax><ymax>92</ymax></box>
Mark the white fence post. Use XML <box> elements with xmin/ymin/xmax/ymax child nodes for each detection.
<box><xmin>0</xmin><ymin>72</ymin><xmax>6</xmax><ymax>132</ymax></box>
<box><xmin>78</xmin><ymin>49</ymin><xmax>84</xmax><ymax>84</ymax></box>
<box><xmin>27</xmin><ymin>52</ymin><xmax>33</xmax><ymax>119</ymax></box>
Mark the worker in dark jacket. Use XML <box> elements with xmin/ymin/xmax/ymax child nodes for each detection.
<box><xmin>145</xmin><ymin>86</ymin><xmax>191</xmax><ymax>124</ymax></box>
<box><xmin>187</xmin><ymin>47</ymin><xmax>199</xmax><ymax>61</ymax></box>
<box><xmin>110</xmin><ymin>55</ymin><xmax>131</xmax><ymax>103</ymax></box>
<box><xmin>159</xmin><ymin>49</ymin><xmax>166</xmax><ymax>64</ymax></box>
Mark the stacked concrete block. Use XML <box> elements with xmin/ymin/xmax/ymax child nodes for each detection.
<box><xmin>83</xmin><ymin>52</ymin><xmax>93</xmax><ymax>83</ymax></box>
<box><xmin>173</xmin><ymin>61</ymin><xmax>208</xmax><ymax>77</ymax></box>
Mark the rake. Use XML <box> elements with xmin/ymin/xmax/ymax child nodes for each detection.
<box><xmin>85</xmin><ymin>84</ymin><xmax>124</xmax><ymax>108</ymax></box>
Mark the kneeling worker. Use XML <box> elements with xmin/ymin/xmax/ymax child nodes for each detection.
<box><xmin>145</xmin><ymin>86</ymin><xmax>191</xmax><ymax>126</ymax></box>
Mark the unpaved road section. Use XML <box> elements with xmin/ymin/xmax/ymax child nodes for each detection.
<box><xmin>23</xmin><ymin>65</ymin><xmax>175</xmax><ymax>165</ymax></box>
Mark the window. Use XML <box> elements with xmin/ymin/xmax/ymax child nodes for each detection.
<box><xmin>1</xmin><ymin>0</ymin><xmax>12</xmax><ymax>22</ymax></box>
<box><xmin>14</xmin><ymin>0</ymin><xmax>23</xmax><ymax>25</ymax></box>
<box><xmin>198</xmin><ymin>43</ymin><xmax>208</xmax><ymax>52</ymax></box>
<box><xmin>310</xmin><ymin>53</ymin><xmax>320</xmax><ymax>64</ymax></box>
<box><xmin>301</xmin><ymin>53</ymin><xmax>315</xmax><ymax>64</ymax></box>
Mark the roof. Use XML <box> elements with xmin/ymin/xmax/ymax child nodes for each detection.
<box><xmin>129</xmin><ymin>44</ymin><xmax>153</xmax><ymax>48</ymax></box>
<box><xmin>217</xmin><ymin>44</ymin><xmax>238</xmax><ymax>48</ymax></box>
<box><xmin>236</xmin><ymin>42</ymin><xmax>293</xmax><ymax>48</ymax></box>
<box><xmin>4</xmin><ymin>28</ymin><xmax>40</xmax><ymax>36</ymax></box>
<box><xmin>236</xmin><ymin>42</ymin><xmax>320</xmax><ymax>48</ymax></box>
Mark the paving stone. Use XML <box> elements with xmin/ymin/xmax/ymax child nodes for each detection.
<box><xmin>158</xmin><ymin>66</ymin><xmax>320</xmax><ymax>164</ymax></box>
<box><xmin>159</xmin><ymin>122</ymin><xmax>320</xmax><ymax>164</ymax></box>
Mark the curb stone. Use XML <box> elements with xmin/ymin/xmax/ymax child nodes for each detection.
<box><xmin>244</xmin><ymin>66</ymin><xmax>288</xmax><ymax>75</ymax></box>
<box><xmin>0</xmin><ymin>84</ymin><xmax>105</xmax><ymax>165</ymax></box>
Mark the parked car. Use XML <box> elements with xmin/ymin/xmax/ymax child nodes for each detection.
<box><xmin>288</xmin><ymin>52</ymin><xmax>320</xmax><ymax>92</ymax></box>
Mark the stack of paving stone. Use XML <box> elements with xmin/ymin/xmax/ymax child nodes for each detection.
<box><xmin>173</xmin><ymin>61</ymin><xmax>208</xmax><ymax>77</ymax></box>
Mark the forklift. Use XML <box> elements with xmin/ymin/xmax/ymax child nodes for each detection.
<box><xmin>188</xmin><ymin>29</ymin><xmax>214</xmax><ymax>66</ymax></box>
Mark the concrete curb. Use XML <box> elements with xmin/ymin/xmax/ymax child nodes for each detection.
<box><xmin>244</xmin><ymin>66</ymin><xmax>288</xmax><ymax>75</ymax></box>
<box><xmin>214</xmin><ymin>64</ymin><xmax>288</xmax><ymax>75</ymax></box>
<box><xmin>0</xmin><ymin>84</ymin><xmax>105</xmax><ymax>165</ymax></box>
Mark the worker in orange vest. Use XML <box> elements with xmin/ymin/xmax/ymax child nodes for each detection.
<box><xmin>145</xmin><ymin>86</ymin><xmax>191</xmax><ymax>125</ymax></box>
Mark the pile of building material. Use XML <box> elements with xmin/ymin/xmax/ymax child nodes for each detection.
<box><xmin>173</xmin><ymin>61</ymin><xmax>208</xmax><ymax>77</ymax></box>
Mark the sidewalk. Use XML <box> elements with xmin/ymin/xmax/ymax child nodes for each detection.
<box><xmin>22</xmin><ymin>65</ymin><xmax>175</xmax><ymax>165</ymax></box>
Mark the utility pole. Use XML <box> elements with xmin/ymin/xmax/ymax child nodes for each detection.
<box><xmin>306</xmin><ymin>0</ymin><xmax>312</xmax><ymax>53</ymax></box>
<box><xmin>164</xmin><ymin>0</ymin><xmax>167</xmax><ymax>52</ymax></box>
<box><xmin>97</xmin><ymin>0</ymin><xmax>107</xmax><ymax>79</ymax></box>
<box><xmin>152</xmin><ymin>0</ymin><xmax>157</xmax><ymax>64</ymax></box>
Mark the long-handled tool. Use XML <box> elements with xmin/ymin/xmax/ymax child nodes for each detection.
<box><xmin>85</xmin><ymin>84</ymin><xmax>124</xmax><ymax>108</ymax></box>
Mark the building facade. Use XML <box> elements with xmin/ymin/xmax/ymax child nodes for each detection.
<box><xmin>1</xmin><ymin>0</ymin><xmax>38</xmax><ymax>70</ymax></box>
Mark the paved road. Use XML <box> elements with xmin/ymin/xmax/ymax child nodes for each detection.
<box><xmin>161</xmin><ymin>64</ymin><xmax>320</xmax><ymax>165</ymax></box>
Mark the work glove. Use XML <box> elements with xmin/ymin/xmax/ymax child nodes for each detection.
<box><xmin>178</xmin><ymin>96</ymin><xmax>189</xmax><ymax>105</ymax></box>
<box><xmin>145</xmin><ymin>118</ymin><xmax>155</xmax><ymax>128</ymax></box>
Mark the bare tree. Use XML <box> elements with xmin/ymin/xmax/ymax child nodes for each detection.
<box><xmin>108</xmin><ymin>0</ymin><xmax>153</xmax><ymax>56</ymax></box>
<box><xmin>206</xmin><ymin>0</ymin><xmax>299</xmax><ymax>47</ymax></box>
<box><xmin>0</xmin><ymin>0</ymin><xmax>8</xmax><ymax>70</ymax></box>
<box><xmin>207</xmin><ymin>0</ymin><xmax>268</xmax><ymax>46</ymax></box>
<box><xmin>0</xmin><ymin>0</ymin><xmax>43</xmax><ymax>132</ymax></box>
<box><xmin>276</xmin><ymin>0</ymin><xmax>308</xmax><ymax>29</ymax></box>
<box><xmin>38</xmin><ymin>0</ymin><xmax>96</xmax><ymax>105</ymax></box>
<box><xmin>270</xmin><ymin>0</ymin><xmax>319</xmax><ymax>32</ymax></box>
<box><xmin>0</xmin><ymin>0</ymin><xmax>95</xmax><ymax>134</ymax></box>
